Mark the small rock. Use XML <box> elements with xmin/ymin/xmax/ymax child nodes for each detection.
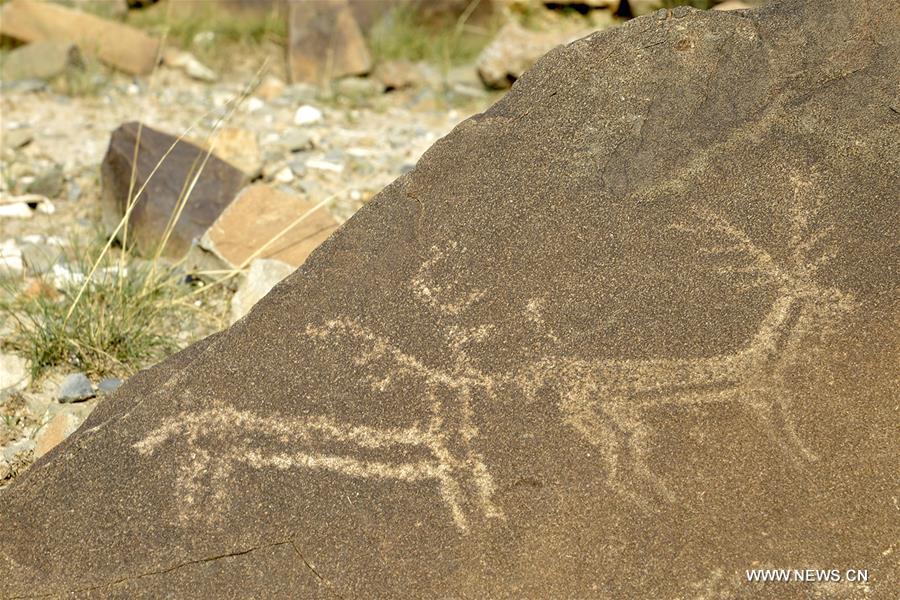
<box><xmin>255</xmin><ymin>74</ymin><xmax>285</xmax><ymax>101</ymax></box>
<box><xmin>67</xmin><ymin>180</ymin><xmax>82</xmax><ymax>201</ymax></box>
<box><xmin>184</xmin><ymin>58</ymin><xmax>217</xmax><ymax>82</ymax></box>
<box><xmin>294</xmin><ymin>104</ymin><xmax>323</xmax><ymax>125</ymax></box>
<box><xmin>306</xmin><ymin>158</ymin><xmax>344</xmax><ymax>173</ymax></box>
<box><xmin>200</xmin><ymin>127</ymin><xmax>262</xmax><ymax>179</ymax></box>
<box><xmin>274</xmin><ymin>166</ymin><xmax>295</xmax><ymax>183</ymax></box>
<box><xmin>26</xmin><ymin>165</ymin><xmax>64</xmax><ymax>198</ymax></box>
<box><xmin>162</xmin><ymin>48</ymin><xmax>218</xmax><ymax>82</ymax></box>
<box><xmin>33</xmin><ymin>411</ymin><xmax>81</xmax><ymax>459</ymax></box>
<box><xmin>3</xmin><ymin>128</ymin><xmax>33</xmax><ymax>151</ymax></box>
<box><xmin>20</xmin><ymin>242</ymin><xmax>64</xmax><ymax>274</ymax></box>
<box><xmin>200</xmin><ymin>183</ymin><xmax>339</xmax><ymax>270</ymax></box>
<box><xmin>713</xmin><ymin>1</ymin><xmax>753</xmax><ymax>10</ymax></box>
<box><xmin>287</xmin><ymin>0</ymin><xmax>371</xmax><ymax>83</ymax></box>
<box><xmin>1</xmin><ymin>40</ymin><xmax>84</xmax><ymax>82</ymax></box>
<box><xmin>23</xmin><ymin>277</ymin><xmax>59</xmax><ymax>300</ymax></box>
<box><xmin>281</xmin><ymin>129</ymin><xmax>315</xmax><ymax>153</ymax></box>
<box><xmin>1</xmin><ymin>438</ymin><xmax>35</xmax><ymax>463</ymax></box>
<box><xmin>373</xmin><ymin>60</ymin><xmax>422</xmax><ymax>91</ymax></box>
<box><xmin>333</xmin><ymin>76</ymin><xmax>384</xmax><ymax>99</ymax></box>
<box><xmin>24</xmin><ymin>393</ymin><xmax>53</xmax><ymax>419</ymax></box>
<box><xmin>57</xmin><ymin>373</ymin><xmax>95</xmax><ymax>403</ymax></box>
<box><xmin>0</xmin><ymin>353</ymin><xmax>29</xmax><ymax>392</ymax></box>
<box><xmin>282</xmin><ymin>83</ymin><xmax>319</xmax><ymax>104</ymax></box>
<box><xmin>244</xmin><ymin>96</ymin><xmax>266</xmax><ymax>113</ymax></box>
<box><xmin>0</xmin><ymin>202</ymin><xmax>34</xmax><ymax>219</ymax></box>
<box><xmin>0</xmin><ymin>79</ymin><xmax>47</xmax><ymax>94</ymax></box>
<box><xmin>451</xmin><ymin>83</ymin><xmax>487</xmax><ymax>98</ymax></box>
<box><xmin>0</xmin><ymin>239</ymin><xmax>24</xmax><ymax>272</ymax></box>
<box><xmin>230</xmin><ymin>258</ymin><xmax>295</xmax><ymax>323</ymax></box>
<box><xmin>50</xmin><ymin>263</ymin><xmax>85</xmax><ymax>288</ymax></box>
<box><xmin>476</xmin><ymin>22</ymin><xmax>596</xmax><ymax>89</ymax></box>
<box><xmin>288</xmin><ymin>156</ymin><xmax>308</xmax><ymax>177</ymax></box>
<box><xmin>97</xmin><ymin>378</ymin><xmax>124</xmax><ymax>395</ymax></box>
<box><xmin>0</xmin><ymin>193</ymin><xmax>55</xmax><ymax>216</ymax></box>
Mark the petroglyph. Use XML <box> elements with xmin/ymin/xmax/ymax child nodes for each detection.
<box><xmin>135</xmin><ymin>400</ymin><xmax>501</xmax><ymax>531</ymax></box>
<box><xmin>517</xmin><ymin>188</ymin><xmax>856</xmax><ymax>506</ymax></box>
<box><xmin>134</xmin><ymin>191</ymin><xmax>855</xmax><ymax>522</ymax></box>
<box><xmin>305</xmin><ymin>317</ymin><xmax>504</xmax><ymax>530</ymax></box>
<box><xmin>411</xmin><ymin>241</ymin><xmax>486</xmax><ymax>315</ymax></box>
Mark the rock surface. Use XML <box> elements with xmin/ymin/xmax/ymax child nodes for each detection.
<box><xmin>100</xmin><ymin>122</ymin><xmax>247</xmax><ymax>257</ymax></box>
<box><xmin>1</xmin><ymin>1</ymin><xmax>898</xmax><ymax>597</ymax></box>
<box><xmin>200</xmin><ymin>183</ymin><xmax>340</xmax><ymax>270</ymax></box>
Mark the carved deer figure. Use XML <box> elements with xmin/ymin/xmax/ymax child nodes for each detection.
<box><xmin>518</xmin><ymin>194</ymin><xmax>855</xmax><ymax>506</ymax></box>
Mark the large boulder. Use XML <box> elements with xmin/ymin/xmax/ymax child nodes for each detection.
<box><xmin>1</xmin><ymin>0</ymin><xmax>897</xmax><ymax>597</ymax></box>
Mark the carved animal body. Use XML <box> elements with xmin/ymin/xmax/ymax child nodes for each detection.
<box><xmin>136</xmin><ymin>198</ymin><xmax>853</xmax><ymax>531</ymax></box>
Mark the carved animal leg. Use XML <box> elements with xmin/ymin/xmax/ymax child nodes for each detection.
<box><xmin>745</xmin><ymin>391</ymin><xmax>817</xmax><ymax>465</ymax></box>
<box><xmin>773</xmin><ymin>391</ymin><xmax>818</xmax><ymax>462</ymax></box>
<box><xmin>595</xmin><ymin>401</ymin><xmax>664</xmax><ymax>509</ymax></box>
<box><xmin>560</xmin><ymin>389</ymin><xmax>630</xmax><ymax>505</ymax></box>
<box><xmin>625</xmin><ymin>406</ymin><xmax>676</xmax><ymax>503</ymax></box>
<box><xmin>608</xmin><ymin>402</ymin><xmax>676</xmax><ymax>505</ymax></box>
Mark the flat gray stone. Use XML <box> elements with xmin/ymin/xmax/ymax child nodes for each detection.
<box><xmin>56</xmin><ymin>373</ymin><xmax>94</xmax><ymax>403</ymax></box>
<box><xmin>0</xmin><ymin>1</ymin><xmax>896</xmax><ymax>597</ymax></box>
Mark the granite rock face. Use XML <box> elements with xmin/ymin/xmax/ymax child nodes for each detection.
<box><xmin>1</xmin><ymin>0</ymin><xmax>898</xmax><ymax>597</ymax></box>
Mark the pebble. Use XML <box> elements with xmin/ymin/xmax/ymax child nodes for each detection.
<box><xmin>0</xmin><ymin>239</ymin><xmax>24</xmax><ymax>271</ymax></box>
<box><xmin>57</xmin><ymin>373</ymin><xmax>95</xmax><ymax>403</ymax></box>
<box><xmin>333</xmin><ymin>76</ymin><xmax>384</xmax><ymax>99</ymax></box>
<box><xmin>1</xmin><ymin>438</ymin><xmax>35</xmax><ymax>462</ymax></box>
<box><xmin>274</xmin><ymin>166</ymin><xmax>295</xmax><ymax>183</ymax></box>
<box><xmin>281</xmin><ymin>129</ymin><xmax>315</xmax><ymax>153</ymax></box>
<box><xmin>0</xmin><ymin>203</ymin><xmax>34</xmax><ymax>219</ymax></box>
<box><xmin>4</xmin><ymin>128</ymin><xmax>33</xmax><ymax>150</ymax></box>
<box><xmin>0</xmin><ymin>353</ymin><xmax>29</xmax><ymax>392</ymax></box>
<box><xmin>255</xmin><ymin>75</ymin><xmax>285</xmax><ymax>101</ymax></box>
<box><xmin>67</xmin><ymin>180</ymin><xmax>82</xmax><ymax>202</ymax></box>
<box><xmin>294</xmin><ymin>105</ymin><xmax>323</xmax><ymax>126</ymax></box>
<box><xmin>244</xmin><ymin>97</ymin><xmax>266</xmax><ymax>113</ymax></box>
<box><xmin>288</xmin><ymin>158</ymin><xmax>307</xmax><ymax>177</ymax></box>
<box><xmin>306</xmin><ymin>159</ymin><xmax>344</xmax><ymax>173</ymax></box>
